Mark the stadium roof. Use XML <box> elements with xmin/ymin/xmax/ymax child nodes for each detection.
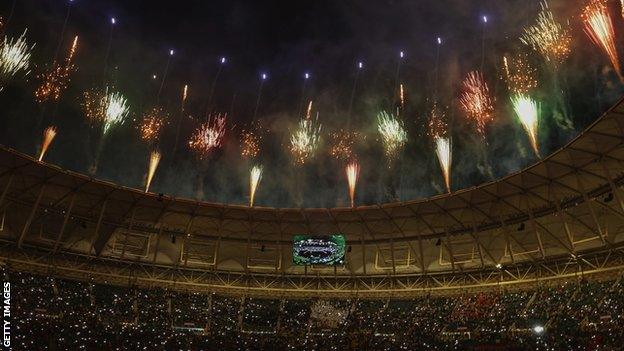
<box><xmin>1</xmin><ymin>98</ymin><xmax>624</xmax><ymax>296</ymax></box>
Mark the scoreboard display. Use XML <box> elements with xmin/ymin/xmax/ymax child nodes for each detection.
<box><xmin>292</xmin><ymin>235</ymin><xmax>346</xmax><ymax>266</ymax></box>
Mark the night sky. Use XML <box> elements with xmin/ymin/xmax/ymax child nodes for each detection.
<box><xmin>0</xmin><ymin>0</ymin><xmax>622</xmax><ymax>208</ymax></box>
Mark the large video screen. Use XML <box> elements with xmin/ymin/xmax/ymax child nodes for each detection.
<box><xmin>293</xmin><ymin>235</ymin><xmax>346</xmax><ymax>266</ymax></box>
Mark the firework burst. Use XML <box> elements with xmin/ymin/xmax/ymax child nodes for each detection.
<box><xmin>346</xmin><ymin>160</ymin><xmax>360</xmax><ymax>207</ymax></box>
<box><xmin>330</xmin><ymin>130</ymin><xmax>361</xmax><ymax>162</ymax></box>
<box><xmin>189</xmin><ymin>114</ymin><xmax>227</xmax><ymax>160</ymax></box>
<box><xmin>145</xmin><ymin>150</ymin><xmax>161</xmax><ymax>193</ymax></box>
<box><xmin>503</xmin><ymin>53</ymin><xmax>539</xmax><ymax>94</ymax></box>
<box><xmin>582</xmin><ymin>0</ymin><xmax>623</xmax><ymax>82</ymax></box>
<box><xmin>249</xmin><ymin>165</ymin><xmax>263</xmax><ymax>207</ymax></box>
<box><xmin>38</xmin><ymin>125</ymin><xmax>57</xmax><ymax>162</ymax></box>
<box><xmin>377</xmin><ymin>111</ymin><xmax>407</xmax><ymax>162</ymax></box>
<box><xmin>511</xmin><ymin>94</ymin><xmax>540</xmax><ymax>157</ymax></box>
<box><xmin>139</xmin><ymin>107</ymin><xmax>167</xmax><ymax>143</ymax></box>
<box><xmin>102</xmin><ymin>90</ymin><xmax>130</xmax><ymax>135</ymax></box>
<box><xmin>241</xmin><ymin>128</ymin><xmax>262</xmax><ymax>159</ymax></box>
<box><xmin>82</xmin><ymin>88</ymin><xmax>106</xmax><ymax>125</ymax></box>
<box><xmin>0</xmin><ymin>30</ymin><xmax>34</xmax><ymax>89</ymax></box>
<box><xmin>520</xmin><ymin>1</ymin><xmax>571</xmax><ymax>65</ymax></box>
<box><xmin>460</xmin><ymin>71</ymin><xmax>494</xmax><ymax>138</ymax></box>
<box><xmin>428</xmin><ymin>103</ymin><xmax>452</xmax><ymax>193</ymax></box>
<box><xmin>35</xmin><ymin>35</ymin><xmax>78</xmax><ymax>103</ymax></box>
<box><xmin>290</xmin><ymin>113</ymin><xmax>322</xmax><ymax>165</ymax></box>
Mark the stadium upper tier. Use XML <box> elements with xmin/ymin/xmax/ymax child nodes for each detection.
<box><xmin>1</xmin><ymin>98</ymin><xmax>624</xmax><ymax>296</ymax></box>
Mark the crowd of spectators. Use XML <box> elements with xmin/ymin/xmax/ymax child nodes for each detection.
<box><xmin>7</xmin><ymin>269</ymin><xmax>624</xmax><ymax>350</ymax></box>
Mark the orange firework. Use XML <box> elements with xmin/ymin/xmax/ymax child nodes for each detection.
<box><xmin>145</xmin><ymin>150</ymin><xmax>161</xmax><ymax>193</ymax></box>
<box><xmin>520</xmin><ymin>1</ymin><xmax>572</xmax><ymax>65</ymax></box>
<box><xmin>249</xmin><ymin>165</ymin><xmax>263</xmax><ymax>207</ymax></box>
<box><xmin>460</xmin><ymin>71</ymin><xmax>494</xmax><ymax>138</ymax></box>
<box><xmin>582</xmin><ymin>0</ymin><xmax>623</xmax><ymax>82</ymax></box>
<box><xmin>35</xmin><ymin>35</ymin><xmax>78</xmax><ymax>104</ymax></box>
<box><xmin>345</xmin><ymin>160</ymin><xmax>360</xmax><ymax>208</ymax></box>
<box><xmin>502</xmin><ymin>53</ymin><xmax>538</xmax><ymax>94</ymax></box>
<box><xmin>140</xmin><ymin>107</ymin><xmax>168</xmax><ymax>143</ymax></box>
<box><xmin>428</xmin><ymin>103</ymin><xmax>452</xmax><ymax>193</ymax></box>
<box><xmin>241</xmin><ymin>128</ymin><xmax>261</xmax><ymax>159</ymax></box>
<box><xmin>188</xmin><ymin>114</ymin><xmax>227</xmax><ymax>160</ymax></box>
<box><xmin>38</xmin><ymin>126</ymin><xmax>57</xmax><ymax>162</ymax></box>
<box><xmin>330</xmin><ymin>130</ymin><xmax>361</xmax><ymax>161</ymax></box>
<box><xmin>82</xmin><ymin>88</ymin><xmax>106</xmax><ymax>124</ymax></box>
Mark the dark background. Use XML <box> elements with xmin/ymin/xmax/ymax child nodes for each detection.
<box><xmin>0</xmin><ymin>0</ymin><xmax>620</xmax><ymax>207</ymax></box>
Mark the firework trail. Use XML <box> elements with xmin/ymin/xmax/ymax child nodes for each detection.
<box><xmin>170</xmin><ymin>84</ymin><xmax>188</xmax><ymax>162</ymax></box>
<box><xmin>399</xmin><ymin>83</ymin><xmax>405</xmax><ymax>111</ymax></box>
<box><xmin>511</xmin><ymin>94</ymin><xmax>540</xmax><ymax>157</ymax></box>
<box><xmin>204</xmin><ymin>56</ymin><xmax>226</xmax><ymax>117</ymax></box>
<box><xmin>434</xmin><ymin>38</ymin><xmax>442</xmax><ymax>100</ymax></box>
<box><xmin>376</xmin><ymin>111</ymin><xmax>407</xmax><ymax>163</ymax></box>
<box><xmin>38</xmin><ymin>126</ymin><xmax>57</xmax><ymax>162</ymax></box>
<box><xmin>460</xmin><ymin>71</ymin><xmax>494</xmax><ymax>138</ymax></box>
<box><xmin>347</xmin><ymin>61</ymin><xmax>364</xmax><ymax>124</ymax></box>
<box><xmin>156</xmin><ymin>49</ymin><xmax>174</xmax><ymax>104</ymax></box>
<box><xmin>102</xmin><ymin>17</ymin><xmax>116</xmax><ymax>82</ymax></box>
<box><xmin>145</xmin><ymin>150</ymin><xmax>161</xmax><ymax>193</ymax></box>
<box><xmin>520</xmin><ymin>1</ymin><xmax>572</xmax><ymax>65</ymax></box>
<box><xmin>290</xmin><ymin>112</ymin><xmax>322</xmax><ymax>165</ymax></box>
<box><xmin>188</xmin><ymin>114</ymin><xmax>227</xmax><ymax>160</ymax></box>
<box><xmin>249</xmin><ymin>165</ymin><xmax>263</xmax><ymax>207</ymax></box>
<box><xmin>35</xmin><ymin>36</ymin><xmax>78</xmax><ymax>104</ymax></box>
<box><xmin>346</xmin><ymin>160</ymin><xmax>360</xmax><ymax>208</ymax></box>
<box><xmin>140</xmin><ymin>107</ymin><xmax>167</xmax><ymax>144</ymax></box>
<box><xmin>428</xmin><ymin>103</ymin><xmax>452</xmax><ymax>193</ymax></box>
<box><xmin>297</xmin><ymin>72</ymin><xmax>311</xmax><ymax>118</ymax></box>
<box><xmin>582</xmin><ymin>0</ymin><xmax>623</xmax><ymax>82</ymax></box>
<box><xmin>253</xmin><ymin>73</ymin><xmax>268</xmax><ymax>120</ymax></box>
<box><xmin>0</xmin><ymin>30</ymin><xmax>34</xmax><ymax>90</ymax></box>
<box><xmin>330</xmin><ymin>130</ymin><xmax>361</xmax><ymax>162</ymax></box>
<box><xmin>621</xmin><ymin>0</ymin><xmax>624</xmax><ymax>19</ymax></box>
<box><xmin>502</xmin><ymin>53</ymin><xmax>538</xmax><ymax>95</ymax></box>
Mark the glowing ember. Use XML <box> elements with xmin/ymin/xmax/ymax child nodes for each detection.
<box><xmin>399</xmin><ymin>83</ymin><xmax>405</xmax><ymax>109</ymax></box>
<box><xmin>377</xmin><ymin>111</ymin><xmax>407</xmax><ymax>162</ymax></box>
<box><xmin>346</xmin><ymin>160</ymin><xmax>360</xmax><ymax>207</ymax></box>
<box><xmin>140</xmin><ymin>107</ymin><xmax>167</xmax><ymax>143</ymax></box>
<box><xmin>189</xmin><ymin>114</ymin><xmax>227</xmax><ymax>160</ymax></box>
<box><xmin>460</xmin><ymin>71</ymin><xmax>494</xmax><ymax>138</ymax></box>
<box><xmin>502</xmin><ymin>53</ymin><xmax>538</xmax><ymax>95</ymax></box>
<box><xmin>0</xmin><ymin>29</ymin><xmax>34</xmax><ymax>89</ymax></box>
<box><xmin>249</xmin><ymin>165</ymin><xmax>263</xmax><ymax>207</ymax></box>
<box><xmin>520</xmin><ymin>1</ymin><xmax>572</xmax><ymax>65</ymax></box>
<box><xmin>330</xmin><ymin>130</ymin><xmax>361</xmax><ymax>162</ymax></box>
<box><xmin>582</xmin><ymin>0</ymin><xmax>623</xmax><ymax>81</ymax></box>
<box><xmin>511</xmin><ymin>94</ymin><xmax>540</xmax><ymax>157</ymax></box>
<box><xmin>35</xmin><ymin>35</ymin><xmax>78</xmax><ymax>103</ymax></box>
<box><xmin>145</xmin><ymin>150</ymin><xmax>161</xmax><ymax>193</ymax></box>
<box><xmin>38</xmin><ymin>126</ymin><xmax>57</xmax><ymax>162</ymax></box>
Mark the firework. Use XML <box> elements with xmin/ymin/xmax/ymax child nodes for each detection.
<box><xmin>582</xmin><ymin>0</ymin><xmax>623</xmax><ymax>82</ymax></box>
<box><xmin>189</xmin><ymin>114</ymin><xmax>227</xmax><ymax>160</ymax></box>
<box><xmin>140</xmin><ymin>107</ymin><xmax>167</xmax><ymax>143</ymax></box>
<box><xmin>502</xmin><ymin>53</ymin><xmax>538</xmax><ymax>94</ymax></box>
<box><xmin>145</xmin><ymin>150</ymin><xmax>161</xmax><ymax>193</ymax></box>
<box><xmin>38</xmin><ymin>126</ymin><xmax>57</xmax><ymax>162</ymax></box>
<box><xmin>35</xmin><ymin>35</ymin><xmax>78</xmax><ymax>103</ymax></box>
<box><xmin>377</xmin><ymin>111</ymin><xmax>407</xmax><ymax>161</ymax></box>
<box><xmin>290</xmin><ymin>113</ymin><xmax>322</xmax><ymax>165</ymax></box>
<box><xmin>82</xmin><ymin>89</ymin><xmax>106</xmax><ymax>124</ymax></box>
<box><xmin>511</xmin><ymin>94</ymin><xmax>540</xmax><ymax>157</ymax></box>
<box><xmin>460</xmin><ymin>71</ymin><xmax>494</xmax><ymax>138</ymax></box>
<box><xmin>305</xmin><ymin>100</ymin><xmax>313</xmax><ymax>119</ymax></box>
<box><xmin>249</xmin><ymin>165</ymin><xmax>263</xmax><ymax>207</ymax></box>
<box><xmin>427</xmin><ymin>103</ymin><xmax>452</xmax><ymax>193</ymax></box>
<box><xmin>330</xmin><ymin>130</ymin><xmax>360</xmax><ymax>161</ymax></box>
<box><xmin>346</xmin><ymin>160</ymin><xmax>360</xmax><ymax>207</ymax></box>
<box><xmin>102</xmin><ymin>90</ymin><xmax>130</xmax><ymax>135</ymax></box>
<box><xmin>399</xmin><ymin>83</ymin><xmax>405</xmax><ymax>110</ymax></box>
<box><xmin>520</xmin><ymin>1</ymin><xmax>571</xmax><ymax>65</ymax></box>
<box><xmin>241</xmin><ymin>127</ymin><xmax>262</xmax><ymax>159</ymax></box>
<box><xmin>0</xmin><ymin>30</ymin><xmax>34</xmax><ymax>88</ymax></box>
